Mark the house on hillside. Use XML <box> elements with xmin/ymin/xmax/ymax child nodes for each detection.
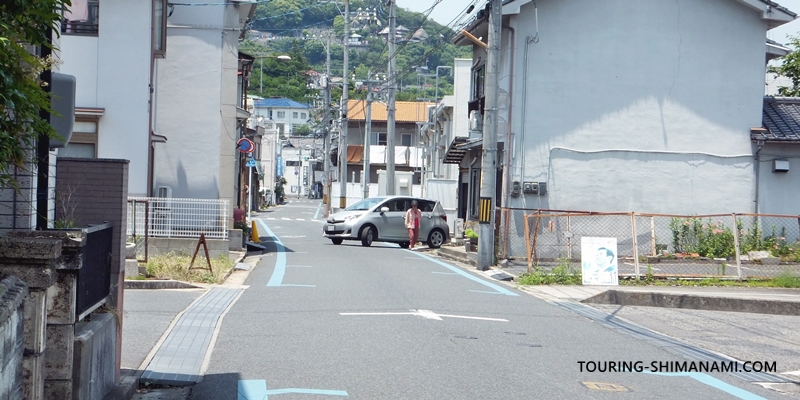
<box><xmin>343</xmin><ymin>100</ymin><xmax>433</xmax><ymax>190</ymax></box>
<box><xmin>152</xmin><ymin>1</ymin><xmax>256</xmax><ymax>210</ymax></box>
<box><xmin>252</xmin><ymin>98</ymin><xmax>311</xmax><ymax>137</ymax></box>
<box><xmin>451</xmin><ymin>0</ymin><xmax>797</xmax><ymax>221</ymax></box>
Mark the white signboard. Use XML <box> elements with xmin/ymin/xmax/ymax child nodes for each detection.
<box><xmin>581</xmin><ymin>237</ymin><xmax>619</xmax><ymax>286</ymax></box>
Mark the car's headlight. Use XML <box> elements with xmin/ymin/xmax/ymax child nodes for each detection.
<box><xmin>344</xmin><ymin>214</ymin><xmax>362</xmax><ymax>221</ymax></box>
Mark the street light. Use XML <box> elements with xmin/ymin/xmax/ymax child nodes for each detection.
<box><xmin>254</xmin><ymin>54</ymin><xmax>292</xmax><ymax>93</ymax></box>
<box><xmin>434</xmin><ymin>66</ymin><xmax>452</xmax><ymax>102</ymax></box>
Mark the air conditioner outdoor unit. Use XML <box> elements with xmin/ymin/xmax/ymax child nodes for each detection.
<box><xmin>157</xmin><ymin>186</ymin><xmax>172</xmax><ymax>198</ymax></box>
<box><xmin>468</xmin><ymin>110</ymin><xmax>483</xmax><ymax>132</ymax></box>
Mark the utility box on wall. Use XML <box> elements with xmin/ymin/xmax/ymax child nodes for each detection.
<box><xmin>523</xmin><ymin>182</ymin><xmax>547</xmax><ymax>196</ymax></box>
<box><xmin>773</xmin><ymin>159</ymin><xmax>790</xmax><ymax>173</ymax></box>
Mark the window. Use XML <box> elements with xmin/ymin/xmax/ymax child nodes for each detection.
<box><xmin>401</xmin><ymin>133</ymin><xmax>412</xmax><ymax>147</ymax></box>
<box><xmin>472</xmin><ymin>65</ymin><xmax>485</xmax><ymax>101</ymax></box>
<box><xmin>301</xmin><ymin>113</ymin><xmax>307</xmax><ymax>119</ymax></box>
<box><xmin>371</xmin><ymin>132</ymin><xmax>387</xmax><ymax>146</ymax></box>
<box><xmin>293</xmin><ymin>112</ymin><xmax>299</xmax><ymax>119</ymax></box>
<box><xmin>58</xmin><ymin>120</ymin><xmax>98</xmax><ymax>158</ymax></box>
<box><xmin>62</xmin><ymin>0</ymin><xmax>99</xmax><ymax>35</ymax></box>
<box><xmin>286</xmin><ymin>160</ymin><xmax>300</xmax><ymax>166</ymax></box>
<box><xmin>276</xmin><ymin>111</ymin><xmax>285</xmax><ymax>119</ymax></box>
<box><xmin>153</xmin><ymin>0</ymin><xmax>168</xmax><ymax>58</ymax></box>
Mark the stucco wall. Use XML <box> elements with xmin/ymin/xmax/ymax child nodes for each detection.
<box><xmin>60</xmin><ymin>0</ymin><xmax>152</xmax><ymax>197</ymax></box>
<box><xmin>755</xmin><ymin>143</ymin><xmax>800</xmax><ymax>215</ymax></box>
<box><xmin>500</xmin><ymin>0</ymin><xmax>768</xmax><ymax>215</ymax></box>
<box><xmin>155</xmin><ymin>28</ymin><xmax>224</xmax><ymax>199</ymax></box>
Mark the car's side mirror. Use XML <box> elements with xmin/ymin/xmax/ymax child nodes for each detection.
<box><xmin>380</xmin><ymin>207</ymin><xmax>389</xmax><ymax>214</ymax></box>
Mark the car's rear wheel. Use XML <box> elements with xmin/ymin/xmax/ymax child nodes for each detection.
<box><xmin>427</xmin><ymin>229</ymin><xmax>445</xmax><ymax>249</ymax></box>
<box><xmin>360</xmin><ymin>226</ymin><xmax>376</xmax><ymax>247</ymax></box>
<box><xmin>331</xmin><ymin>238</ymin><xmax>343</xmax><ymax>245</ymax></box>
<box><xmin>399</xmin><ymin>242</ymin><xmax>409</xmax><ymax>249</ymax></box>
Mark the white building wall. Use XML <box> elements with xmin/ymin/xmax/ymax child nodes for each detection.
<box><xmin>504</xmin><ymin>0</ymin><xmax>768</xmax><ymax>215</ymax></box>
<box><xmin>155</xmin><ymin>28</ymin><xmax>224</xmax><ymax>199</ymax></box>
<box><xmin>60</xmin><ymin>0</ymin><xmax>152</xmax><ymax>196</ymax></box>
<box><xmin>453</xmin><ymin>58</ymin><xmax>472</xmax><ymax>139</ymax></box>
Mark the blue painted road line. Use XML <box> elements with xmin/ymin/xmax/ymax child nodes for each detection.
<box><xmin>643</xmin><ymin>371</ymin><xmax>766</xmax><ymax>400</ymax></box>
<box><xmin>313</xmin><ymin>202</ymin><xmax>322</xmax><ymax>220</ymax></box>
<box><xmin>406</xmin><ymin>251</ymin><xmax>518</xmax><ymax>296</ymax></box>
<box><xmin>238</xmin><ymin>380</ymin><xmax>348</xmax><ymax>399</ymax></box>
<box><xmin>257</xmin><ymin>219</ymin><xmax>286</xmax><ymax>287</ymax></box>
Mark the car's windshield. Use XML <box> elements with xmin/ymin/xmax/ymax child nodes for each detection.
<box><xmin>345</xmin><ymin>197</ymin><xmax>384</xmax><ymax>211</ymax></box>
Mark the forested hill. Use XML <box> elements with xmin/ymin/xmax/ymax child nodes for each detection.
<box><xmin>243</xmin><ymin>0</ymin><xmax>472</xmax><ymax>102</ymax></box>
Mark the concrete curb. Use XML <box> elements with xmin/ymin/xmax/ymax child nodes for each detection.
<box><xmin>437</xmin><ymin>246</ymin><xmax>477</xmax><ymax>266</ymax></box>
<box><xmin>582</xmin><ymin>290</ymin><xmax>800</xmax><ymax>316</ymax></box>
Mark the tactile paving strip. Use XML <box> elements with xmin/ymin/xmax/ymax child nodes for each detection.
<box><xmin>140</xmin><ymin>287</ymin><xmax>242</xmax><ymax>386</ymax></box>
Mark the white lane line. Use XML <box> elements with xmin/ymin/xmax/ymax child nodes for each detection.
<box><xmin>340</xmin><ymin>309</ymin><xmax>507</xmax><ymax>322</ymax></box>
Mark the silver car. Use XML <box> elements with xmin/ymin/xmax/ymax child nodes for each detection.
<box><xmin>323</xmin><ymin>196</ymin><xmax>450</xmax><ymax>248</ymax></box>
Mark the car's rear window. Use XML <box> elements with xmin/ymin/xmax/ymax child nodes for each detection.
<box><xmin>419</xmin><ymin>200</ymin><xmax>435</xmax><ymax>212</ymax></box>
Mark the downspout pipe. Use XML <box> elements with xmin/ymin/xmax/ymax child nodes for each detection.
<box><xmin>754</xmin><ymin>140</ymin><xmax>764</xmax><ymax>214</ymax></box>
<box><xmin>36</xmin><ymin>27</ymin><xmax>53</xmax><ymax>230</ymax></box>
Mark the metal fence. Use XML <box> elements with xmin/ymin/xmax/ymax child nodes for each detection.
<box><xmin>127</xmin><ymin>198</ymin><xmax>229</xmax><ymax>257</ymax></box>
<box><xmin>498</xmin><ymin>208</ymin><xmax>800</xmax><ymax>279</ymax></box>
<box><xmin>76</xmin><ymin>222</ymin><xmax>113</xmax><ymax>320</ymax></box>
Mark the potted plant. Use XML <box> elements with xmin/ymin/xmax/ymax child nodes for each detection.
<box><xmin>464</xmin><ymin>228</ymin><xmax>478</xmax><ymax>252</ymax></box>
<box><xmin>234</xmin><ymin>220</ymin><xmax>251</xmax><ymax>246</ymax></box>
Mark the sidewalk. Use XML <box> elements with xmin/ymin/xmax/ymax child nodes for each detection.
<box><xmin>436</xmin><ymin>243</ymin><xmax>800</xmax><ymax>316</ymax></box>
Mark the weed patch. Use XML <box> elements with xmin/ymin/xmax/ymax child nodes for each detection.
<box><xmin>144</xmin><ymin>253</ymin><xmax>232</xmax><ymax>284</ymax></box>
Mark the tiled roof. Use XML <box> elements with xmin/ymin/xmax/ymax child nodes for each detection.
<box><xmin>755</xmin><ymin>97</ymin><xmax>800</xmax><ymax>142</ymax></box>
<box><xmin>347</xmin><ymin>100</ymin><xmax>433</xmax><ymax>123</ymax></box>
<box><xmin>253</xmin><ymin>98</ymin><xmax>309</xmax><ymax>109</ymax></box>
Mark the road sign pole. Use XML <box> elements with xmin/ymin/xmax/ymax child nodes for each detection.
<box><xmin>247</xmin><ymin>163</ymin><xmax>253</xmax><ymax>216</ymax></box>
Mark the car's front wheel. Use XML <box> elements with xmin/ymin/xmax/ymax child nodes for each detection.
<box><xmin>331</xmin><ymin>238</ymin><xmax>343</xmax><ymax>245</ymax></box>
<box><xmin>360</xmin><ymin>226</ymin><xmax>376</xmax><ymax>247</ymax></box>
<box><xmin>427</xmin><ymin>229</ymin><xmax>445</xmax><ymax>249</ymax></box>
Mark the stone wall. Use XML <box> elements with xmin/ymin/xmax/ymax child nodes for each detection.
<box><xmin>0</xmin><ymin>276</ymin><xmax>28</xmax><ymax>400</ymax></box>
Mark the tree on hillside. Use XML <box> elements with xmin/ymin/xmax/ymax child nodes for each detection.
<box><xmin>769</xmin><ymin>35</ymin><xmax>800</xmax><ymax>97</ymax></box>
<box><xmin>0</xmin><ymin>0</ymin><xmax>67</xmax><ymax>189</ymax></box>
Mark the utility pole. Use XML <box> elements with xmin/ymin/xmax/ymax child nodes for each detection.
<box><xmin>339</xmin><ymin>0</ymin><xmax>350</xmax><ymax>210</ymax></box>
<box><xmin>477</xmin><ymin>0</ymin><xmax>502</xmax><ymax>270</ymax></box>
<box><xmin>363</xmin><ymin>71</ymin><xmax>373</xmax><ymax>199</ymax></box>
<box><xmin>324</xmin><ymin>32</ymin><xmax>333</xmax><ymax>217</ymax></box>
<box><xmin>386</xmin><ymin>0</ymin><xmax>397</xmax><ymax>195</ymax></box>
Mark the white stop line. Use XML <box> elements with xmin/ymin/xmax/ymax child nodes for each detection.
<box><xmin>340</xmin><ymin>309</ymin><xmax>508</xmax><ymax>322</ymax></box>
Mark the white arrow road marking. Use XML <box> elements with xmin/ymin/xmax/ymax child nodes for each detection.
<box><xmin>340</xmin><ymin>309</ymin><xmax>507</xmax><ymax>322</ymax></box>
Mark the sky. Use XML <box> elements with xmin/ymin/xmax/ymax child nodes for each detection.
<box><xmin>399</xmin><ymin>0</ymin><xmax>800</xmax><ymax>45</ymax></box>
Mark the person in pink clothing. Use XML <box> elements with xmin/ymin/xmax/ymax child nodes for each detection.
<box><xmin>404</xmin><ymin>200</ymin><xmax>423</xmax><ymax>248</ymax></box>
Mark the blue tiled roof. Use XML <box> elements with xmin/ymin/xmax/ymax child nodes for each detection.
<box><xmin>253</xmin><ymin>98</ymin><xmax>309</xmax><ymax>109</ymax></box>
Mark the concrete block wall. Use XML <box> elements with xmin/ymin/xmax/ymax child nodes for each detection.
<box><xmin>72</xmin><ymin>313</ymin><xmax>116</xmax><ymax>400</ymax></box>
<box><xmin>0</xmin><ymin>276</ymin><xmax>28</xmax><ymax>400</ymax></box>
